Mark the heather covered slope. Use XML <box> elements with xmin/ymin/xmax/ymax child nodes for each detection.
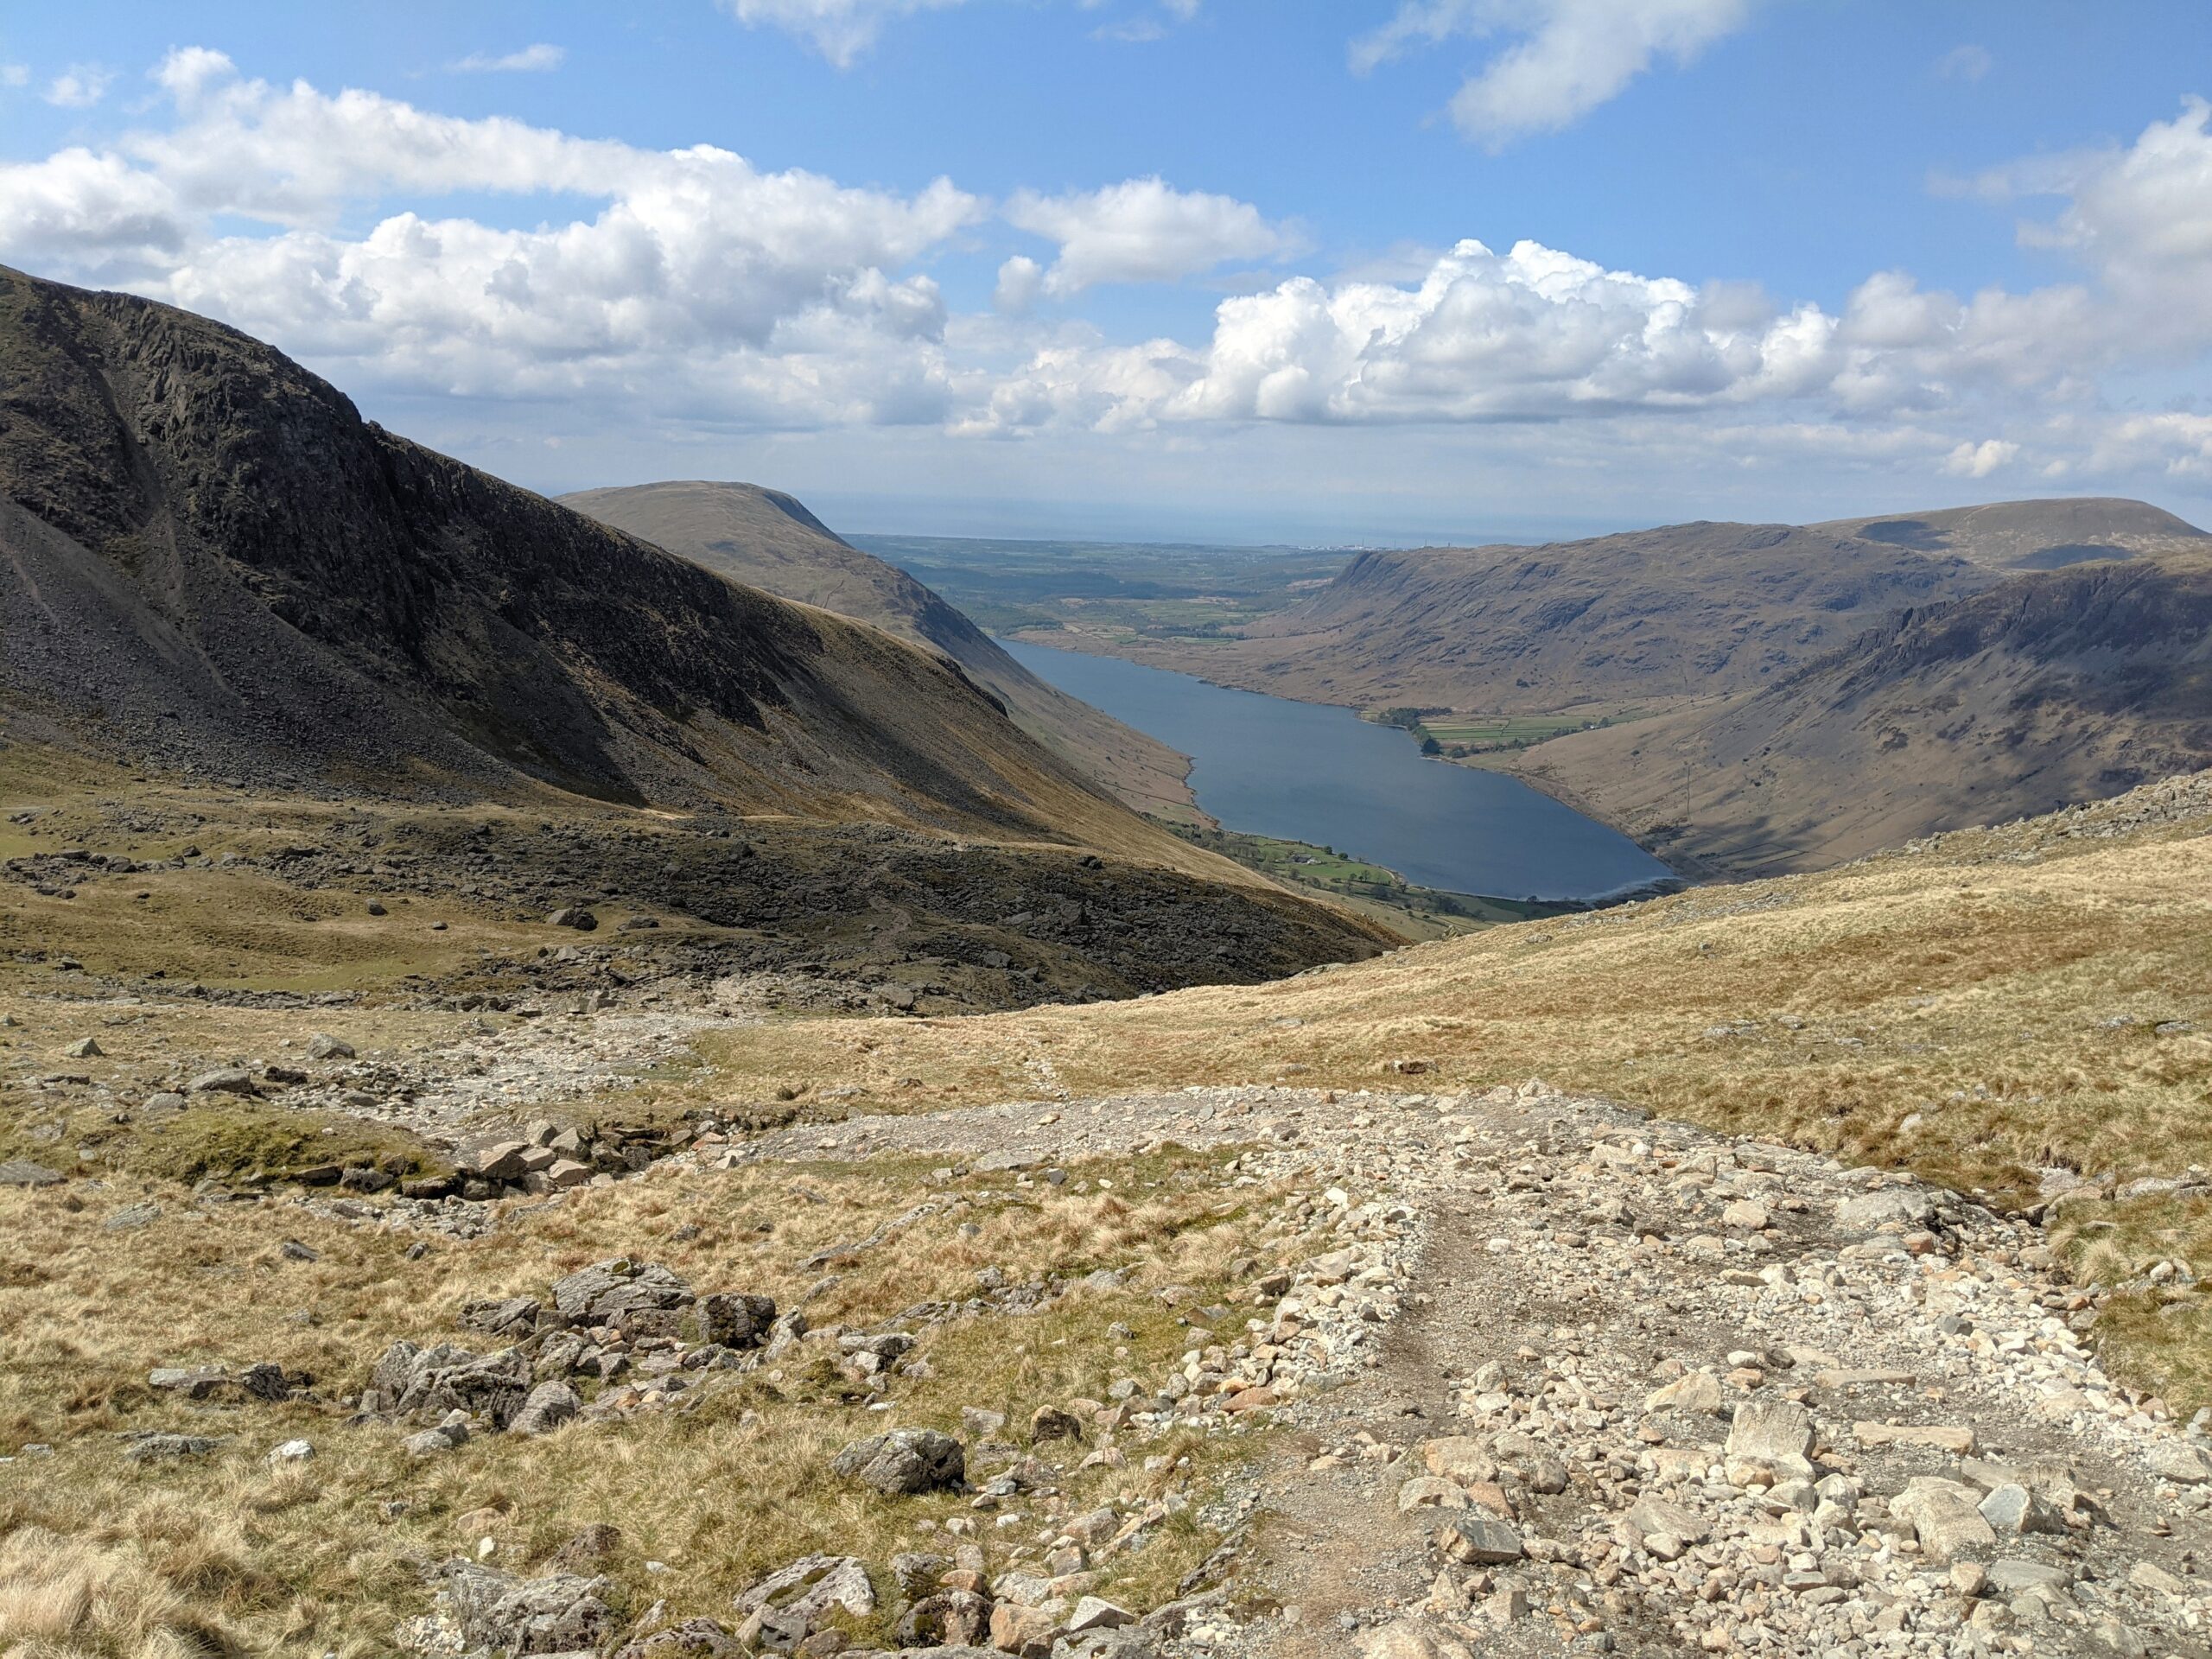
<box><xmin>1508</xmin><ymin>552</ymin><xmax>2212</xmax><ymax>876</ymax></box>
<box><xmin>564</xmin><ymin>480</ymin><xmax>1198</xmax><ymax>818</ymax></box>
<box><xmin>0</xmin><ymin>268</ymin><xmax>1211</xmax><ymax>875</ymax></box>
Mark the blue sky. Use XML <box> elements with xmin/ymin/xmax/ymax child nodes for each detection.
<box><xmin>5</xmin><ymin>2</ymin><xmax>2212</xmax><ymax>543</ymax></box>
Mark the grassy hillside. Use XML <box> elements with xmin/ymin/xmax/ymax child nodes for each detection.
<box><xmin>703</xmin><ymin>771</ymin><xmax>2212</xmax><ymax>1406</ymax></box>
<box><xmin>564</xmin><ymin>483</ymin><xmax>1199</xmax><ymax>821</ymax></box>
<box><xmin>1508</xmin><ymin>551</ymin><xmax>2212</xmax><ymax>876</ymax></box>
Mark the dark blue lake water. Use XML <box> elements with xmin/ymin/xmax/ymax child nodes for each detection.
<box><xmin>1004</xmin><ymin>639</ymin><xmax>1673</xmax><ymax>903</ymax></box>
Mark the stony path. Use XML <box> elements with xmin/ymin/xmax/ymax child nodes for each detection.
<box><xmin>735</xmin><ymin>1082</ymin><xmax>2212</xmax><ymax>1657</ymax></box>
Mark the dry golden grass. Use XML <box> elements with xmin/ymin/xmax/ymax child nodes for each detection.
<box><xmin>696</xmin><ymin>808</ymin><xmax>2212</xmax><ymax>1406</ymax></box>
<box><xmin>0</xmin><ymin>1141</ymin><xmax>1300</xmax><ymax>1654</ymax></box>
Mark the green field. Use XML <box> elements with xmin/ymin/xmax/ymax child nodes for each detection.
<box><xmin>851</xmin><ymin>533</ymin><xmax>1346</xmax><ymax>645</ymax></box>
<box><xmin>1151</xmin><ymin>819</ymin><xmax>1577</xmax><ymax>939</ymax></box>
<box><xmin>1396</xmin><ymin>706</ymin><xmax>1650</xmax><ymax>756</ymax></box>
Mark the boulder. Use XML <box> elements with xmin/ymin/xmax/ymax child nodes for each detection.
<box><xmin>188</xmin><ymin>1067</ymin><xmax>257</xmax><ymax>1096</ymax></box>
<box><xmin>613</xmin><ymin>1619</ymin><xmax>743</xmax><ymax>1659</ymax></box>
<box><xmin>1726</xmin><ymin>1399</ymin><xmax>1816</xmax><ymax>1478</ymax></box>
<box><xmin>0</xmin><ymin>1160</ymin><xmax>66</xmax><ymax>1187</ymax></box>
<box><xmin>511</xmin><ymin>1380</ymin><xmax>582</xmax><ymax>1437</ymax></box>
<box><xmin>305</xmin><ymin>1033</ymin><xmax>355</xmax><ymax>1061</ymax></box>
<box><xmin>734</xmin><ymin>1554</ymin><xmax>875</xmax><ymax>1649</ymax></box>
<box><xmin>459</xmin><ymin>1298</ymin><xmax>543</xmax><ymax>1340</ymax></box>
<box><xmin>1644</xmin><ymin>1372</ymin><xmax>1725</xmax><ymax>1414</ymax></box>
<box><xmin>1892</xmin><ymin>1477</ymin><xmax>1998</xmax><ymax>1563</ymax></box>
<box><xmin>831</xmin><ymin>1427</ymin><xmax>965</xmax><ymax>1495</ymax></box>
<box><xmin>1433</xmin><ymin>1515</ymin><xmax>1523</xmax><ymax>1565</ymax></box>
<box><xmin>469</xmin><ymin>1142</ymin><xmax>535</xmax><ymax>1182</ymax></box>
<box><xmin>547</xmin><ymin>907</ymin><xmax>598</xmax><ymax>931</ymax></box>
<box><xmin>895</xmin><ymin>1591</ymin><xmax>993</xmax><ymax>1649</ymax></box>
<box><xmin>266</xmin><ymin>1439</ymin><xmax>316</xmax><ymax>1465</ymax></box>
<box><xmin>437</xmin><ymin>1560</ymin><xmax>614</xmax><ymax>1656</ymax></box>
<box><xmin>1835</xmin><ymin>1187</ymin><xmax>1936</xmax><ymax>1234</ymax></box>
<box><xmin>367</xmin><ymin>1340</ymin><xmax>531</xmax><ymax>1427</ymax></box>
<box><xmin>550</xmin><ymin>1259</ymin><xmax>695</xmax><ymax>1332</ymax></box>
<box><xmin>1029</xmin><ymin>1404</ymin><xmax>1084</xmax><ymax>1444</ymax></box>
<box><xmin>694</xmin><ymin>1293</ymin><xmax>779</xmax><ymax>1349</ymax></box>
<box><xmin>65</xmin><ymin>1037</ymin><xmax>103</xmax><ymax>1058</ymax></box>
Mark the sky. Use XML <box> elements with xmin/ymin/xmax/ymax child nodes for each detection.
<box><xmin>5</xmin><ymin>0</ymin><xmax>2212</xmax><ymax>543</ymax></box>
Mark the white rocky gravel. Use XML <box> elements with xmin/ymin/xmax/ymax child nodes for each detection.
<box><xmin>734</xmin><ymin>1080</ymin><xmax>2212</xmax><ymax>1657</ymax></box>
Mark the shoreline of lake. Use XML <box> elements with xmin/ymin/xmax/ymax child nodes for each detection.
<box><xmin>1004</xmin><ymin>638</ymin><xmax>1675</xmax><ymax>905</ymax></box>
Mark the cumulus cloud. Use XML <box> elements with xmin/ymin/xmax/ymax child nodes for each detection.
<box><xmin>0</xmin><ymin>50</ymin><xmax>982</xmax><ymax>429</ymax></box>
<box><xmin>993</xmin><ymin>254</ymin><xmax>1045</xmax><ymax>315</ymax></box>
<box><xmin>1351</xmin><ymin>0</ymin><xmax>1758</xmax><ymax>147</ymax></box>
<box><xmin>973</xmin><ymin>237</ymin><xmax>1843</xmax><ymax>431</ymax></box>
<box><xmin>448</xmin><ymin>44</ymin><xmax>568</xmax><ymax>74</ymax></box>
<box><xmin>44</xmin><ymin>63</ymin><xmax>115</xmax><ymax>108</ymax></box>
<box><xmin>1005</xmin><ymin>177</ymin><xmax>1298</xmax><ymax>294</ymax></box>
<box><xmin>1942</xmin><ymin>438</ymin><xmax>2018</xmax><ymax>478</ymax></box>
<box><xmin>8</xmin><ymin>42</ymin><xmax>2212</xmax><ymax>518</ymax></box>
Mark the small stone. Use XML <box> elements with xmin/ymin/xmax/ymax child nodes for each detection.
<box><xmin>2130</xmin><ymin>1560</ymin><xmax>2188</xmax><ymax>1596</ymax></box>
<box><xmin>188</xmin><ymin>1067</ymin><xmax>257</xmax><ymax>1096</ymax></box>
<box><xmin>1856</xmin><ymin>1421</ymin><xmax>1975</xmax><ymax>1456</ymax></box>
<box><xmin>1065</xmin><ymin>1597</ymin><xmax>1133</xmax><ymax>1633</ymax></box>
<box><xmin>65</xmin><ymin>1037</ymin><xmax>103</xmax><ymax>1058</ymax></box>
<box><xmin>267</xmin><ymin>1439</ymin><xmax>316</xmax><ymax>1465</ymax></box>
<box><xmin>305</xmin><ymin>1033</ymin><xmax>355</xmax><ymax>1061</ymax></box>
<box><xmin>1644</xmin><ymin>1372</ymin><xmax>1725</xmax><ymax>1414</ymax></box>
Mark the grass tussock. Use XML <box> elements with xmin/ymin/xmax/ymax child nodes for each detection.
<box><xmin>0</xmin><ymin>1141</ymin><xmax>1292</xmax><ymax>1653</ymax></box>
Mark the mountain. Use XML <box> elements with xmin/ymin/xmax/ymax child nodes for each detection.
<box><xmin>1509</xmin><ymin>552</ymin><xmax>2212</xmax><ymax>875</ymax></box>
<box><xmin>560</xmin><ymin>479</ymin><xmax>1195</xmax><ymax>817</ymax></box>
<box><xmin>1137</xmin><ymin>520</ymin><xmax>2002</xmax><ymax>712</ymax></box>
<box><xmin>0</xmin><ymin>266</ymin><xmax>1397</xmax><ymax>988</ymax></box>
<box><xmin>1807</xmin><ymin>497</ymin><xmax>2209</xmax><ymax>572</ymax></box>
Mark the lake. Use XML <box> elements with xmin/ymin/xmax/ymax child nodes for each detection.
<box><xmin>1004</xmin><ymin>639</ymin><xmax>1675</xmax><ymax>903</ymax></box>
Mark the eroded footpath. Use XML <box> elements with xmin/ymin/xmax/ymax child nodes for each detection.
<box><xmin>737</xmin><ymin>1081</ymin><xmax>2212</xmax><ymax>1658</ymax></box>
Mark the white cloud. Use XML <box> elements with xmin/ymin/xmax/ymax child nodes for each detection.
<box><xmin>972</xmin><ymin>237</ymin><xmax>1844</xmax><ymax>431</ymax></box>
<box><xmin>716</xmin><ymin>0</ymin><xmax>971</xmax><ymax>67</ymax></box>
<box><xmin>993</xmin><ymin>254</ymin><xmax>1044</xmax><ymax>315</ymax></box>
<box><xmin>1942</xmin><ymin>438</ymin><xmax>2018</xmax><ymax>478</ymax></box>
<box><xmin>0</xmin><ymin>50</ymin><xmax>983</xmax><ymax>429</ymax></box>
<box><xmin>1005</xmin><ymin>176</ymin><xmax>1298</xmax><ymax>294</ymax></box>
<box><xmin>448</xmin><ymin>44</ymin><xmax>568</xmax><ymax>74</ymax></box>
<box><xmin>1936</xmin><ymin>44</ymin><xmax>1992</xmax><ymax>83</ymax></box>
<box><xmin>3</xmin><ymin>64</ymin><xmax>29</xmax><ymax>89</ymax></box>
<box><xmin>10</xmin><ymin>43</ymin><xmax>2212</xmax><ymax>524</ymax></box>
<box><xmin>1351</xmin><ymin>0</ymin><xmax>1758</xmax><ymax>147</ymax></box>
<box><xmin>44</xmin><ymin>63</ymin><xmax>115</xmax><ymax>108</ymax></box>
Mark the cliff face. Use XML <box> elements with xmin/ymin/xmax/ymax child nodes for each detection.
<box><xmin>0</xmin><ymin>268</ymin><xmax>1166</xmax><ymax>850</ymax></box>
